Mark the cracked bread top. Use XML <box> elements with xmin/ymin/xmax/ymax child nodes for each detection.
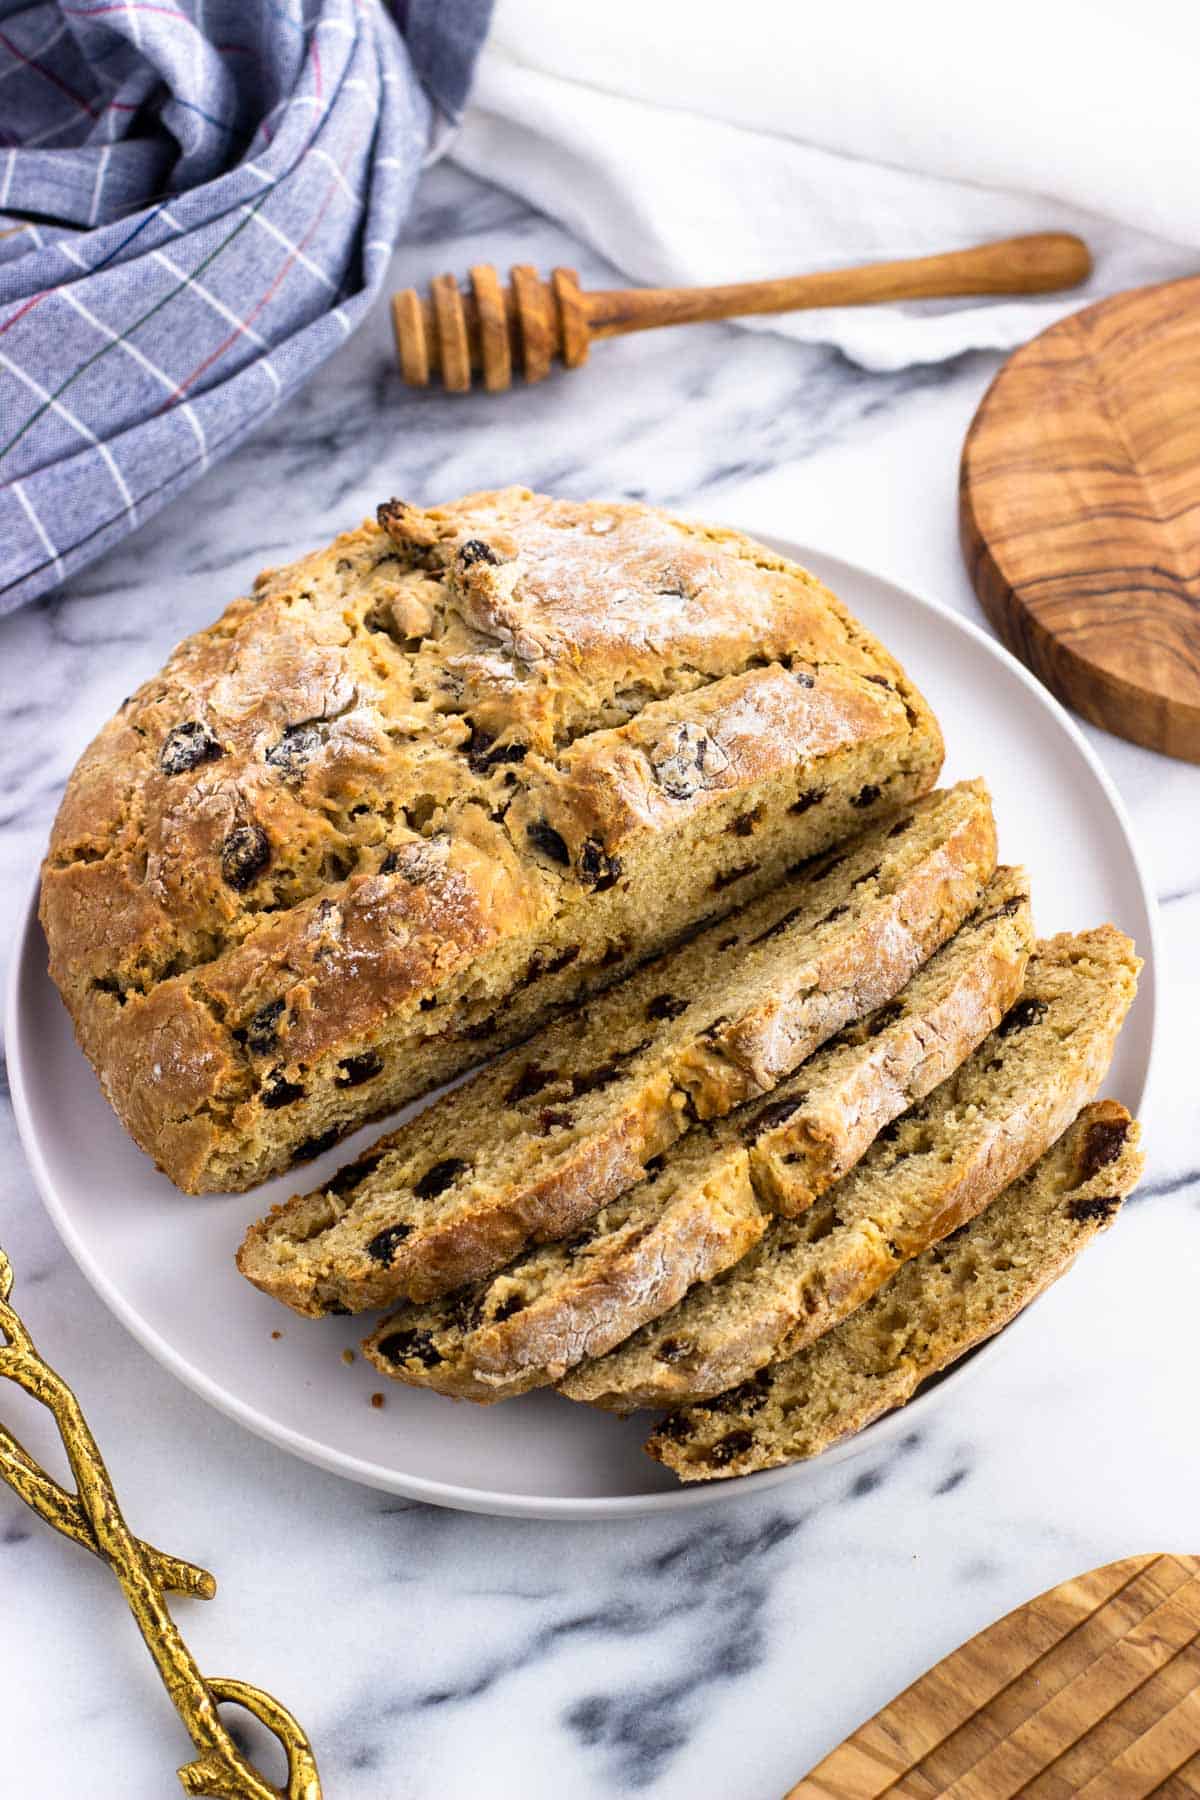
<box><xmin>40</xmin><ymin>488</ymin><xmax>942</xmax><ymax>1192</ymax></box>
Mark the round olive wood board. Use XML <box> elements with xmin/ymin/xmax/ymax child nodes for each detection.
<box><xmin>960</xmin><ymin>277</ymin><xmax>1200</xmax><ymax>762</ymax></box>
<box><xmin>788</xmin><ymin>1553</ymin><xmax>1200</xmax><ymax>1798</ymax></box>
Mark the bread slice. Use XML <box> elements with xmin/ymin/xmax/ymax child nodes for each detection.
<box><xmin>560</xmin><ymin>929</ymin><xmax>1139</xmax><ymax>1413</ymax></box>
<box><xmin>238</xmin><ymin>781</ymin><xmax>996</xmax><ymax>1315</ymax></box>
<box><xmin>742</xmin><ymin>865</ymin><xmax>1033</xmax><ymax>1216</ymax></box>
<box><xmin>361</xmin><ymin>1131</ymin><xmax>766</xmax><ymax>1401</ymax></box>
<box><xmin>43</xmin><ymin>490</ymin><xmax>944</xmax><ymax>1193</ymax></box>
<box><xmin>359</xmin><ymin>867</ymin><xmax>1030</xmax><ymax>1400</ymax></box>
<box><xmin>649</xmin><ymin>1101</ymin><xmax>1143</xmax><ymax>1480</ymax></box>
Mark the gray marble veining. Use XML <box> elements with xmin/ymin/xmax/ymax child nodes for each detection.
<box><xmin>1</xmin><ymin>161</ymin><xmax>1198</xmax><ymax>1799</ymax></box>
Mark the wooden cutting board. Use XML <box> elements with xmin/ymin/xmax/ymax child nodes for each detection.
<box><xmin>788</xmin><ymin>1553</ymin><xmax>1200</xmax><ymax>1797</ymax></box>
<box><xmin>960</xmin><ymin>277</ymin><xmax>1200</xmax><ymax>763</ymax></box>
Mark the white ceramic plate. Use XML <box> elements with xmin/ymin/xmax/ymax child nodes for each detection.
<box><xmin>7</xmin><ymin>542</ymin><xmax>1159</xmax><ymax>1519</ymax></box>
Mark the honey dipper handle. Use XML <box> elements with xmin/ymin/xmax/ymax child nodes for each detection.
<box><xmin>584</xmin><ymin>233</ymin><xmax>1092</xmax><ymax>337</ymax></box>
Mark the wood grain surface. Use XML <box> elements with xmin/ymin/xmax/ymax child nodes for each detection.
<box><xmin>788</xmin><ymin>1553</ymin><xmax>1200</xmax><ymax>1798</ymax></box>
<box><xmin>961</xmin><ymin>277</ymin><xmax>1200</xmax><ymax>763</ymax></box>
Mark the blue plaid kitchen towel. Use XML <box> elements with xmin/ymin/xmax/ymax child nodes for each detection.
<box><xmin>0</xmin><ymin>0</ymin><xmax>491</xmax><ymax>611</ymax></box>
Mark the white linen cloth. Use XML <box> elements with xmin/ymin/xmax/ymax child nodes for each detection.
<box><xmin>451</xmin><ymin>0</ymin><xmax>1200</xmax><ymax>370</ymax></box>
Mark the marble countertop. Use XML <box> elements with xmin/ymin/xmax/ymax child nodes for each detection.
<box><xmin>2</xmin><ymin>163</ymin><xmax>1198</xmax><ymax>1800</ymax></box>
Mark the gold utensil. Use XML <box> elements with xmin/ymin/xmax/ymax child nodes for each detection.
<box><xmin>0</xmin><ymin>1247</ymin><xmax>321</xmax><ymax>1800</ymax></box>
<box><xmin>392</xmin><ymin>232</ymin><xmax>1092</xmax><ymax>392</ymax></box>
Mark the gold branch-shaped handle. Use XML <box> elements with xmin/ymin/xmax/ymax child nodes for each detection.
<box><xmin>0</xmin><ymin>1248</ymin><xmax>321</xmax><ymax>1800</ymax></box>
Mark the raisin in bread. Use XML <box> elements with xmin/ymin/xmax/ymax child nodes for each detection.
<box><xmin>359</xmin><ymin>866</ymin><xmax>1029</xmax><ymax>1399</ymax></box>
<box><xmin>40</xmin><ymin>489</ymin><xmax>943</xmax><ymax>1193</ymax></box>
<box><xmin>238</xmin><ymin>781</ymin><xmax>995</xmax><ymax>1315</ymax></box>
<box><xmin>650</xmin><ymin>1101</ymin><xmax>1143</xmax><ymax>1480</ymax></box>
<box><xmin>561</xmin><ymin>929</ymin><xmax>1139</xmax><ymax>1412</ymax></box>
<box><xmin>362</xmin><ymin>1131</ymin><xmax>766</xmax><ymax>1401</ymax></box>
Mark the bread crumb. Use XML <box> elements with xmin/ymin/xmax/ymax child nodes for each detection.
<box><xmin>370</xmin><ymin>1392</ymin><xmax>385</xmax><ymax>1409</ymax></box>
<box><xmin>270</xmin><ymin>1330</ymin><xmax>282</xmax><ymax>1340</ymax></box>
<box><xmin>341</xmin><ymin>1348</ymin><xmax>355</xmax><ymax>1366</ymax></box>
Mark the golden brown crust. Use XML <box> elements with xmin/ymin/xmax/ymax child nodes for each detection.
<box><xmin>42</xmin><ymin>489</ymin><xmax>943</xmax><ymax>1192</ymax></box>
<box><xmin>373</xmin><ymin>490</ymin><xmax>926</xmax><ymax>745</ymax></box>
<box><xmin>504</xmin><ymin>665</ymin><xmax>909</xmax><ymax>871</ymax></box>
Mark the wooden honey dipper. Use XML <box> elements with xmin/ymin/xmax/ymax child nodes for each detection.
<box><xmin>392</xmin><ymin>232</ymin><xmax>1092</xmax><ymax>392</ymax></box>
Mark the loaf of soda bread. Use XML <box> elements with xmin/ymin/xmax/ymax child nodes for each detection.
<box><xmin>41</xmin><ymin>489</ymin><xmax>943</xmax><ymax>1192</ymax></box>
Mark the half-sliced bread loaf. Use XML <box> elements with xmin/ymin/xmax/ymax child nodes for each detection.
<box><xmin>649</xmin><ymin>1101</ymin><xmax>1143</xmax><ymax>1480</ymax></box>
<box><xmin>239</xmin><ymin>781</ymin><xmax>996</xmax><ymax>1315</ymax></box>
<box><xmin>561</xmin><ymin>929</ymin><xmax>1139</xmax><ymax>1412</ymax></box>
<box><xmin>43</xmin><ymin>489</ymin><xmax>943</xmax><ymax>1193</ymax></box>
<box><xmin>362</xmin><ymin>1131</ymin><xmax>766</xmax><ymax>1401</ymax></box>
<box><xmin>359</xmin><ymin>867</ymin><xmax>1030</xmax><ymax>1400</ymax></box>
